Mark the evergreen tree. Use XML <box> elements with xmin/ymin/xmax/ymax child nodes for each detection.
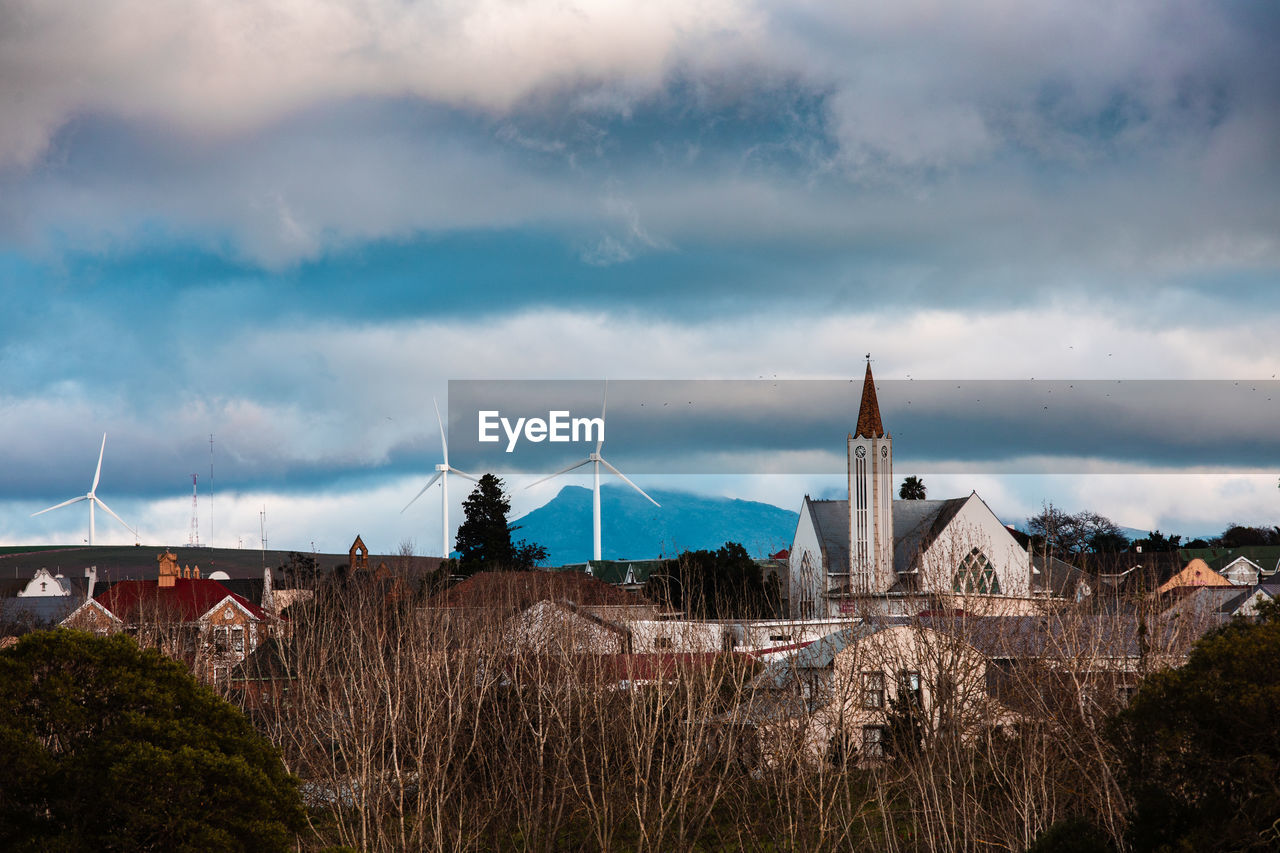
<box><xmin>0</xmin><ymin>631</ymin><xmax>304</xmax><ymax>852</ymax></box>
<box><xmin>453</xmin><ymin>474</ymin><xmax>547</xmax><ymax>573</ymax></box>
<box><xmin>1109</xmin><ymin>601</ymin><xmax>1280</xmax><ymax>851</ymax></box>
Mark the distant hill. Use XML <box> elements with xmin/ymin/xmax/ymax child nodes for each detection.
<box><xmin>1001</xmin><ymin>520</ymin><xmax>1210</xmax><ymax>543</ymax></box>
<box><xmin>513</xmin><ymin>485</ymin><xmax>798</xmax><ymax>566</ymax></box>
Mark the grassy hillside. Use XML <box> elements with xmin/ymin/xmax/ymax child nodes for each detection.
<box><xmin>0</xmin><ymin>544</ymin><xmax>437</xmax><ymax>582</ymax></box>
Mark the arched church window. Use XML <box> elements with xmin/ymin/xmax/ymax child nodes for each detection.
<box><xmin>953</xmin><ymin>547</ymin><xmax>1001</xmax><ymax>595</ymax></box>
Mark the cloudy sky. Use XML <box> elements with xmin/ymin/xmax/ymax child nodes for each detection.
<box><xmin>2</xmin><ymin>0</ymin><xmax>1278</xmax><ymax>554</ymax></box>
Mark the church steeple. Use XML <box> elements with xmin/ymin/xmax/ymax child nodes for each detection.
<box><xmin>855</xmin><ymin>360</ymin><xmax>885</xmax><ymax>439</ymax></box>
<box><xmin>847</xmin><ymin>356</ymin><xmax>894</xmax><ymax>596</ymax></box>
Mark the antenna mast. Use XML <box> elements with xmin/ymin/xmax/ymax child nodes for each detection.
<box><xmin>260</xmin><ymin>506</ymin><xmax>267</xmax><ymax>567</ymax></box>
<box><xmin>209</xmin><ymin>434</ymin><xmax>214</xmax><ymax>548</ymax></box>
<box><xmin>189</xmin><ymin>474</ymin><xmax>200</xmax><ymax>547</ymax></box>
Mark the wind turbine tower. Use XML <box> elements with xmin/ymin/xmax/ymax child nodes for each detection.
<box><xmin>527</xmin><ymin>382</ymin><xmax>659</xmax><ymax>562</ymax></box>
<box><xmin>31</xmin><ymin>433</ymin><xmax>136</xmax><ymax>546</ymax></box>
<box><xmin>403</xmin><ymin>398</ymin><xmax>478</xmax><ymax>558</ymax></box>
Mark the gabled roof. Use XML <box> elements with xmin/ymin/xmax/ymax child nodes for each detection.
<box><xmin>1031</xmin><ymin>553</ymin><xmax>1089</xmax><ymax>598</ymax></box>
<box><xmin>753</xmin><ymin>622</ymin><xmax>886</xmax><ymax>689</ymax></box>
<box><xmin>228</xmin><ymin>637</ymin><xmax>291</xmax><ymax>682</ymax></box>
<box><xmin>805</xmin><ymin>498</ymin><xmax>850</xmax><ymax>575</ymax></box>
<box><xmin>1155</xmin><ymin>559</ymin><xmax>1233</xmax><ymax>595</ymax></box>
<box><xmin>854</xmin><ymin>362</ymin><xmax>885</xmax><ymax>439</ymax></box>
<box><xmin>800</xmin><ymin>496</ymin><xmax>975</xmax><ymax>576</ymax></box>
<box><xmin>578</xmin><ymin>559</ymin><xmax>664</xmax><ymax>586</ymax></box>
<box><xmin>95</xmin><ymin>578</ymin><xmax>271</xmax><ymax>623</ymax></box>
<box><xmin>892</xmin><ymin>497</ymin><xmax>971</xmax><ymax>575</ymax></box>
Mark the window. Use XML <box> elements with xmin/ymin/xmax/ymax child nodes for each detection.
<box><xmin>861</xmin><ymin>725</ymin><xmax>885</xmax><ymax>758</ymax></box>
<box><xmin>897</xmin><ymin>670</ymin><xmax>922</xmax><ymax>707</ymax></box>
<box><xmin>232</xmin><ymin>627</ymin><xmax>244</xmax><ymax>655</ymax></box>
<box><xmin>769</xmin><ymin>634</ymin><xmax>793</xmax><ymax>643</ymax></box>
<box><xmin>654</xmin><ymin>636</ymin><xmax>673</xmax><ymax>649</ymax></box>
<box><xmin>953</xmin><ymin>547</ymin><xmax>1001</xmax><ymax>594</ymax></box>
<box><xmin>861</xmin><ymin>671</ymin><xmax>886</xmax><ymax>709</ymax></box>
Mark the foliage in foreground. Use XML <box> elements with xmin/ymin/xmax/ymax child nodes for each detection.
<box><xmin>1109</xmin><ymin>601</ymin><xmax>1280</xmax><ymax>852</ymax></box>
<box><xmin>0</xmin><ymin>630</ymin><xmax>304</xmax><ymax>853</ymax></box>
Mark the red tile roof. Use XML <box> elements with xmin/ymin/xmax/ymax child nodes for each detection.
<box><xmin>95</xmin><ymin>578</ymin><xmax>271</xmax><ymax>623</ymax></box>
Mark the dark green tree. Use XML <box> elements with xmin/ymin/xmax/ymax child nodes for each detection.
<box><xmin>453</xmin><ymin>474</ymin><xmax>547</xmax><ymax>574</ymax></box>
<box><xmin>454</xmin><ymin>474</ymin><xmax>515</xmax><ymax>573</ymax></box>
<box><xmin>278</xmin><ymin>551</ymin><xmax>318</xmax><ymax>587</ymax></box>
<box><xmin>0</xmin><ymin>630</ymin><xmax>304</xmax><ymax>853</ymax></box>
<box><xmin>898</xmin><ymin>475</ymin><xmax>927</xmax><ymax>500</ymax></box>
<box><xmin>1109</xmin><ymin>601</ymin><xmax>1280</xmax><ymax>852</ymax></box>
<box><xmin>1215</xmin><ymin>523</ymin><xmax>1280</xmax><ymax>548</ymax></box>
<box><xmin>882</xmin><ymin>690</ymin><xmax>926</xmax><ymax>760</ymax></box>
<box><xmin>645</xmin><ymin>542</ymin><xmax>776</xmax><ymax>619</ymax></box>
<box><xmin>1131</xmin><ymin>529</ymin><xmax>1182</xmax><ymax>553</ymax></box>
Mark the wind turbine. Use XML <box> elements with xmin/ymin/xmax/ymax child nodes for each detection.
<box><xmin>526</xmin><ymin>382</ymin><xmax>659</xmax><ymax>562</ymax></box>
<box><xmin>402</xmin><ymin>398</ymin><xmax>478</xmax><ymax>558</ymax></box>
<box><xmin>31</xmin><ymin>433</ymin><xmax>136</xmax><ymax>545</ymax></box>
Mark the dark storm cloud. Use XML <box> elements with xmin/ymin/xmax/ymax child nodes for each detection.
<box><xmin>446</xmin><ymin>380</ymin><xmax>1280</xmax><ymax>475</ymax></box>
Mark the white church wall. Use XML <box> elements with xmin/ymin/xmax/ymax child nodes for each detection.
<box><xmin>915</xmin><ymin>495</ymin><xmax>1031</xmax><ymax>602</ymax></box>
<box><xmin>789</xmin><ymin>500</ymin><xmax>825</xmax><ymax>619</ymax></box>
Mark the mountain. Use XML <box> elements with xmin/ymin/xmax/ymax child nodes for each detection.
<box><xmin>513</xmin><ymin>485</ymin><xmax>799</xmax><ymax>566</ymax></box>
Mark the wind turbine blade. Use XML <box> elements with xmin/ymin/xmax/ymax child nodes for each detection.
<box><xmin>91</xmin><ymin>433</ymin><xmax>107</xmax><ymax>493</ymax></box>
<box><xmin>93</xmin><ymin>497</ymin><xmax>135</xmax><ymax>536</ymax></box>
<box><xmin>402</xmin><ymin>471</ymin><xmax>444</xmax><ymax>512</ymax></box>
<box><xmin>598</xmin><ymin>457</ymin><xmax>661</xmax><ymax>507</ymax></box>
<box><xmin>448</xmin><ymin>467</ymin><xmax>479</xmax><ymax>482</ymax></box>
<box><xmin>597</xmin><ymin>381</ymin><xmax>607</xmax><ymax>455</ymax></box>
<box><xmin>525</xmin><ymin>458</ymin><xmax>591</xmax><ymax>489</ymax></box>
<box><xmin>31</xmin><ymin>495</ymin><xmax>88</xmax><ymax>517</ymax></box>
<box><xmin>434</xmin><ymin>397</ymin><xmax>448</xmax><ymax>467</ymax></box>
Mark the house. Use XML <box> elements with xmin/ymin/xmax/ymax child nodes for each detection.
<box><xmin>733</xmin><ymin>609</ymin><xmax>1173</xmax><ymax>766</ymax></box>
<box><xmin>421</xmin><ymin>569</ymin><xmax>663</xmax><ymax>652</ymax></box>
<box><xmin>226</xmin><ymin>637</ymin><xmax>295</xmax><ymax>713</ymax></box>
<box><xmin>61</xmin><ymin>550</ymin><xmax>279</xmax><ymax>682</ymax></box>
<box><xmin>1218</xmin><ymin>555</ymin><xmax>1265</xmax><ymax>586</ymax></box>
<box><xmin>1180</xmin><ymin>545</ymin><xmax>1280</xmax><ymax>580</ymax></box>
<box><xmin>734</xmin><ymin>621</ymin><xmax>1000</xmax><ymax>765</ymax></box>
<box><xmin>1154</xmin><ymin>558</ymin><xmax>1233</xmax><ymax>596</ymax></box>
<box><xmin>788</xmin><ymin>362</ymin><xmax>1052</xmax><ymax>619</ymax></box>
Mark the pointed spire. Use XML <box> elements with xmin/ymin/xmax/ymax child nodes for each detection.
<box><xmin>855</xmin><ymin>359</ymin><xmax>885</xmax><ymax>438</ymax></box>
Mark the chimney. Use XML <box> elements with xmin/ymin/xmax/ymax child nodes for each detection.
<box><xmin>84</xmin><ymin>565</ymin><xmax>97</xmax><ymax>600</ymax></box>
<box><xmin>262</xmin><ymin>562</ymin><xmax>275</xmax><ymax>612</ymax></box>
<box><xmin>158</xmin><ymin>551</ymin><xmax>178</xmax><ymax>588</ymax></box>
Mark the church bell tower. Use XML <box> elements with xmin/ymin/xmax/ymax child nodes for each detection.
<box><xmin>848</xmin><ymin>360</ymin><xmax>894</xmax><ymax>593</ymax></box>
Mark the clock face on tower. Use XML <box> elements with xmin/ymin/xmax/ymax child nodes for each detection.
<box><xmin>855</xmin><ymin>446</ymin><xmax>866</xmax><ymax>458</ymax></box>
<box><xmin>881</xmin><ymin>446</ymin><xmax>889</xmax><ymax>458</ymax></box>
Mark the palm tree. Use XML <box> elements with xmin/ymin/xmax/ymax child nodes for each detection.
<box><xmin>899</xmin><ymin>476</ymin><xmax>927</xmax><ymax>500</ymax></box>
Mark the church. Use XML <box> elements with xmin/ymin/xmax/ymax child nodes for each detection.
<box><xmin>788</xmin><ymin>363</ymin><xmax>1050</xmax><ymax>619</ymax></box>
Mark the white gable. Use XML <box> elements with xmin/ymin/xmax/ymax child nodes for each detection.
<box><xmin>18</xmin><ymin>568</ymin><xmax>72</xmax><ymax>598</ymax></box>
<box><xmin>913</xmin><ymin>493</ymin><xmax>1030</xmax><ymax>598</ymax></box>
<box><xmin>1220</xmin><ymin>556</ymin><xmax>1261</xmax><ymax>586</ymax></box>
